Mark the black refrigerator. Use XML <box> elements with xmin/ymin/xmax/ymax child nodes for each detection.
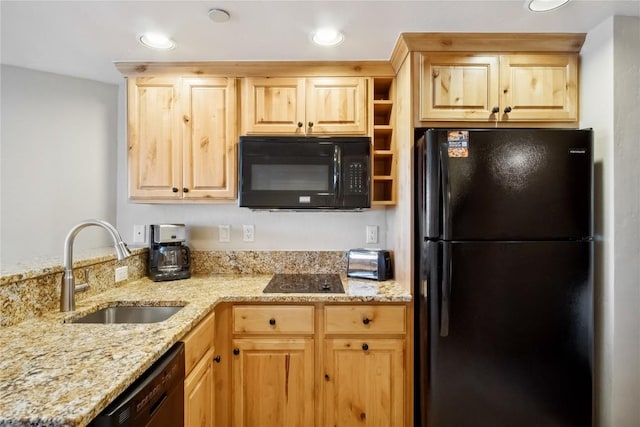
<box><xmin>415</xmin><ymin>128</ymin><xmax>593</xmax><ymax>427</ymax></box>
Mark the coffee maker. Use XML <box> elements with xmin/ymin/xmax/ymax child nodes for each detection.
<box><xmin>148</xmin><ymin>224</ymin><xmax>191</xmax><ymax>281</ymax></box>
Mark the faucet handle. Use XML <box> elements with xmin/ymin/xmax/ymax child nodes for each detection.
<box><xmin>75</xmin><ymin>268</ymin><xmax>90</xmax><ymax>293</ymax></box>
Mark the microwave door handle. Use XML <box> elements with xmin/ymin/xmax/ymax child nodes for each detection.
<box><xmin>333</xmin><ymin>146</ymin><xmax>341</xmax><ymax>198</ymax></box>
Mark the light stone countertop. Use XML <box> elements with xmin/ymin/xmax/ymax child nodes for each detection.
<box><xmin>0</xmin><ymin>274</ymin><xmax>411</xmax><ymax>427</ymax></box>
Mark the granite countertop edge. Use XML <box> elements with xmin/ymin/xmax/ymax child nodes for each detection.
<box><xmin>0</xmin><ymin>274</ymin><xmax>411</xmax><ymax>427</ymax></box>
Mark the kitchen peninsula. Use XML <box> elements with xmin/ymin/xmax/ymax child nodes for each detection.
<box><xmin>0</xmin><ymin>257</ymin><xmax>410</xmax><ymax>426</ymax></box>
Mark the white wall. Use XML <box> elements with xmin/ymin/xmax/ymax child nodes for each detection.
<box><xmin>114</xmin><ymin>84</ymin><xmax>390</xmax><ymax>252</ymax></box>
<box><xmin>581</xmin><ymin>15</ymin><xmax>640</xmax><ymax>427</ymax></box>
<box><xmin>610</xmin><ymin>15</ymin><xmax>640</xmax><ymax>427</ymax></box>
<box><xmin>0</xmin><ymin>65</ymin><xmax>119</xmax><ymax>267</ymax></box>
<box><xmin>0</xmin><ymin>65</ymin><xmax>390</xmax><ymax>271</ymax></box>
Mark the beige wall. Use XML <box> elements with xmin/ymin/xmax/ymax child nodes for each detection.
<box><xmin>114</xmin><ymin>83</ymin><xmax>391</xmax><ymax>254</ymax></box>
<box><xmin>0</xmin><ymin>66</ymin><xmax>391</xmax><ymax>270</ymax></box>
<box><xmin>581</xmin><ymin>15</ymin><xmax>640</xmax><ymax>427</ymax></box>
<box><xmin>0</xmin><ymin>65</ymin><xmax>119</xmax><ymax>267</ymax></box>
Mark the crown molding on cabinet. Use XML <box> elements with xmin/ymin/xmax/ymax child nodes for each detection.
<box><xmin>389</xmin><ymin>32</ymin><xmax>586</xmax><ymax>73</ymax></box>
<box><xmin>114</xmin><ymin>61</ymin><xmax>395</xmax><ymax>78</ymax></box>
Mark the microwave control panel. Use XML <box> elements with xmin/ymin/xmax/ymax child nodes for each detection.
<box><xmin>344</xmin><ymin>157</ymin><xmax>369</xmax><ymax>195</ymax></box>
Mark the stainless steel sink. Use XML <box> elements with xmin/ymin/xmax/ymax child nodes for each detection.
<box><xmin>67</xmin><ymin>304</ymin><xmax>184</xmax><ymax>324</ymax></box>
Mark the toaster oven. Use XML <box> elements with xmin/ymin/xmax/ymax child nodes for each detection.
<box><xmin>347</xmin><ymin>249</ymin><xmax>393</xmax><ymax>281</ymax></box>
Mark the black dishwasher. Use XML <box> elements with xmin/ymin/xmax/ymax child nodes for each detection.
<box><xmin>89</xmin><ymin>341</ymin><xmax>185</xmax><ymax>427</ymax></box>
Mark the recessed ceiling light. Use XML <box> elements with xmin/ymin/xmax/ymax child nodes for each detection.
<box><xmin>208</xmin><ymin>8</ymin><xmax>231</xmax><ymax>23</ymax></box>
<box><xmin>526</xmin><ymin>0</ymin><xmax>570</xmax><ymax>12</ymax></box>
<box><xmin>312</xmin><ymin>28</ymin><xmax>344</xmax><ymax>47</ymax></box>
<box><xmin>138</xmin><ymin>32</ymin><xmax>175</xmax><ymax>50</ymax></box>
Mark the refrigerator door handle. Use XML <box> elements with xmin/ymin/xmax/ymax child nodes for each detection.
<box><xmin>423</xmin><ymin>131</ymin><xmax>441</xmax><ymax>238</ymax></box>
<box><xmin>440</xmin><ymin>241</ymin><xmax>451</xmax><ymax>337</ymax></box>
<box><xmin>439</xmin><ymin>143</ymin><xmax>452</xmax><ymax>240</ymax></box>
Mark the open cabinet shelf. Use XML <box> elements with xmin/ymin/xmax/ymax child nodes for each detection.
<box><xmin>371</xmin><ymin>77</ymin><xmax>396</xmax><ymax>205</ymax></box>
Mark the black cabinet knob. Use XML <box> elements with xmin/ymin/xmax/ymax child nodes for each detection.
<box><xmin>172</xmin><ymin>187</ymin><xmax>179</xmax><ymax>193</ymax></box>
<box><xmin>362</xmin><ymin>343</ymin><xmax>369</xmax><ymax>351</ymax></box>
<box><xmin>213</xmin><ymin>355</ymin><xmax>221</xmax><ymax>363</ymax></box>
<box><xmin>491</xmin><ymin>106</ymin><xmax>499</xmax><ymax>114</ymax></box>
<box><xmin>183</xmin><ymin>187</ymin><xmax>189</xmax><ymax>193</ymax></box>
<box><xmin>297</xmin><ymin>122</ymin><xmax>303</xmax><ymax>128</ymax></box>
<box><xmin>308</xmin><ymin>122</ymin><xmax>314</xmax><ymax>128</ymax></box>
<box><xmin>269</xmin><ymin>318</ymin><xmax>276</xmax><ymax>326</ymax></box>
<box><xmin>504</xmin><ymin>106</ymin><xmax>512</xmax><ymax>113</ymax></box>
<box><xmin>233</xmin><ymin>348</ymin><xmax>240</xmax><ymax>355</ymax></box>
<box><xmin>362</xmin><ymin>318</ymin><xmax>371</xmax><ymax>325</ymax></box>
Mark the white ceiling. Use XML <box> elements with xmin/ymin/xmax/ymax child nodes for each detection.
<box><xmin>1</xmin><ymin>0</ymin><xmax>639</xmax><ymax>84</ymax></box>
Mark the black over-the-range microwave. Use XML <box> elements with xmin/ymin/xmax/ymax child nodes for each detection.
<box><xmin>238</xmin><ymin>136</ymin><xmax>371</xmax><ymax>210</ymax></box>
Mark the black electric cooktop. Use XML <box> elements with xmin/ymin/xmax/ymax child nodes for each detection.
<box><xmin>263</xmin><ymin>273</ymin><xmax>345</xmax><ymax>294</ymax></box>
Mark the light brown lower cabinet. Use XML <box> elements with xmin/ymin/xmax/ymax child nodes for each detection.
<box><xmin>182</xmin><ymin>310</ymin><xmax>215</xmax><ymax>427</ymax></box>
<box><xmin>322</xmin><ymin>304</ymin><xmax>407</xmax><ymax>426</ymax></box>
<box><xmin>323</xmin><ymin>338</ymin><xmax>405</xmax><ymax>426</ymax></box>
<box><xmin>232</xmin><ymin>338</ymin><xmax>315</xmax><ymax>426</ymax></box>
<box><xmin>184</xmin><ymin>348</ymin><xmax>214</xmax><ymax>427</ymax></box>
<box><xmin>212</xmin><ymin>302</ymin><xmax>409</xmax><ymax>427</ymax></box>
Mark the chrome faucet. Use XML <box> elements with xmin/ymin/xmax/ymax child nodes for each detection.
<box><xmin>60</xmin><ymin>219</ymin><xmax>132</xmax><ymax>312</ymax></box>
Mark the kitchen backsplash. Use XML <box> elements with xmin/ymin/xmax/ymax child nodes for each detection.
<box><xmin>0</xmin><ymin>249</ymin><xmax>147</xmax><ymax>327</ymax></box>
<box><xmin>192</xmin><ymin>250</ymin><xmax>346</xmax><ymax>275</ymax></box>
<box><xmin>0</xmin><ymin>249</ymin><xmax>347</xmax><ymax>327</ymax></box>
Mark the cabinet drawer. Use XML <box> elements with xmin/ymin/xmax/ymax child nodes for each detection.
<box><xmin>233</xmin><ymin>305</ymin><xmax>314</xmax><ymax>334</ymax></box>
<box><xmin>324</xmin><ymin>305</ymin><xmax>406</xmax><ymax>335</ymax></box>
<box><xmin>182</xmin><ymin>310</ymin><xmax>215</xmax><ymax>376</ymax></box>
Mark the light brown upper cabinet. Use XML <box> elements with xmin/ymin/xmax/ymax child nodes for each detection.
<box><xmin>242</xmin><ymin>77</ymin><xmax>368</xmax><ymax>135</ymax></box>
<box><xmin>499</xmin><ymin>54</ymin><xmax>578</xmax><ymax>122</ymax></box>
<box><xmin>418</xmin><ymin>53</ymin><xmax>578</xmax><ymax>124</ymax></box>
<box><xmin>127</xmin><ymin>76</ymin><xmax>237</xmax><ymax>202</ymax></box>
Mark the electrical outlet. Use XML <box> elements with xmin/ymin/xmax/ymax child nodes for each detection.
<box><xmin>366</xmin><ymin>225</ymin><xmax>379</xmax><ymax>244</ymax></box>
<box><xmin>115</xmin><ymin>266</ymin><xmax>128</xmax><ymax>282</ymax></box>
<box><xmin>219</xmin><ymin>225</ymin><xmax>231</xmax><ymax>242</ymax></box>
<box><xmin>243</xmin><ymin>224</ymin><xmax>255</xmax><ymax>242</ymax></box>
<box><xmin>133</xmin><ymin>224</ymin><xmax>146</xmax><ymax>244</ymax></box>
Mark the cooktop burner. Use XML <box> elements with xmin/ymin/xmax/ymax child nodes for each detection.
<box><xmin>263</xmin><ymin>274</ymin><xmax>345</xmax><ymax>294</ymax></box>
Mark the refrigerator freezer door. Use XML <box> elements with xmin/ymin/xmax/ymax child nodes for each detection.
<box><xmin>425</xmin><ymin>241</ymin><xmax>592</xmax><ymax>427</ymax></box>
<box><xmin>426</xmin><ymin>129</ymin><xmax>593</xmax><ymax>240</ymax></box>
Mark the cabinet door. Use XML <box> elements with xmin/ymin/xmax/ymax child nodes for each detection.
<box><xmin>500</xmin><ymin>54</ymin><xmax>578</xmax><ymax>122</ymax></box>
<box><xmin>243</xmin><ymin>77</ymin><xmax>305</xmax><ymax>134</ymax></box>
<box><xmin>182</xmin><ymin>77</ymin><xmax>237</xmax><ymax>199</ymax></box>
<box><xmin>419</xmin><ymin>53</ymin><xmax>500</xmax><ymax>121</ymax></box>
<box><xmin>127</xmin><ymin>77</ymin><xmax>182</xmax><ymax>200</ymax></box>
<box><xmin>323</xmin><ymin>338</ymin><xmax>404</xmax><ymax>427</ymax></box>
<box><xmin>232</xmin><ymin>338</ymin><xmax>314</xmax><ymax>427</ymax></box>
<box><xmin>306</xmin><ymin>77</ymin><xmax>368</xmax><ymax>134</ymax></box>
<box><xmin>185</xmin><ymin>349</ymin><xmax>214</xmax><ymax>427</ymax></box>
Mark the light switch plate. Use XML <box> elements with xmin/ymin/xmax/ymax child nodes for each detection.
<box><xmin>219</xmin><ymin>225</ymin><xmax>231</xmax><ymax>242</ymax></box>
